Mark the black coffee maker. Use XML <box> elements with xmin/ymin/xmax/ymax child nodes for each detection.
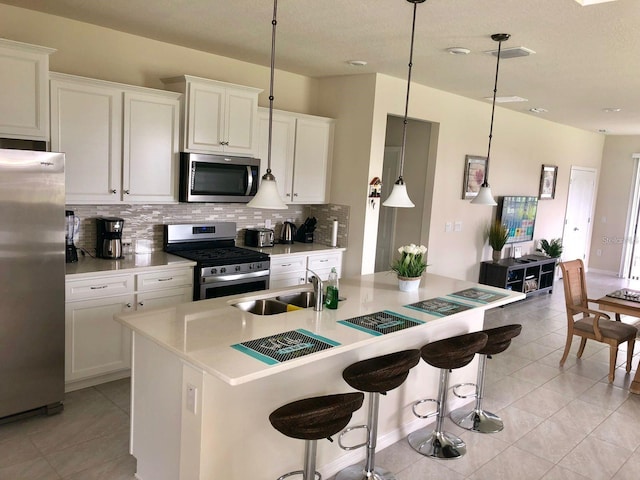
<box><xmin>96</xmin><ymin>217</ymin><xmax>125</xmax><ymax>259</ymax></box>
<box><xmin>65</xmin><ymin>210</ymin><xmax>79</xmax><ymax>263</ymax></box>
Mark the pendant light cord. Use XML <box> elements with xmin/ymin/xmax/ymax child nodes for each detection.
<box><xmin>398</xmin><ymin>1</ymin><xmax>419</xmax><ymax>185</ymax></box>
<box><xmin>266</xmin><ymin>0</ymin><xmax>278</xmax><ymax>177</ymax></box>
<box><xmin>484</xmin><ymin>36</ymin><xmax>505</xmax><ymax>188</ymax></box>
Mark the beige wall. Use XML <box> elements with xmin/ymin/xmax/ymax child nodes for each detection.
<box><xmin>589</xmin><ymin>136</ymin><xmax>640</xmax><ymax>275</ymax></box>
<box><xmin>0</xmin><ymin>3</ymin><xmax>316</xmax><ymax>113</ymax></box>
<box><xmin>1</xmin><ymin>3</ymin><xmax>610</xmax><ymax>282</ymax></box>
<box><xmin>321</xmin><ymin>73</ymin><xmax>605</xmax><ymax>280</ymax></box>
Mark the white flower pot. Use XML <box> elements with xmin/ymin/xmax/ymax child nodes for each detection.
<box><xmin>398</xmin><ymin>276</ymin><xmax>421</xmax><ymax>292</ymax></box>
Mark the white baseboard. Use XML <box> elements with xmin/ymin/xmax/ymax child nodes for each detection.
<box><xmin>65</xmin><ymin>369</ymin><xmax>130</xmax><ymax>393</ymax></box>
<box><xmin>586</xmin><ymin>267</ymin><xmax>621</xmax><ymax>277</ymax></box>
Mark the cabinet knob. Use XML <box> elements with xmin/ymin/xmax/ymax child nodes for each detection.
<box><xmin>124</xmin><ymin>189</ymin><xmax>130</xmax><ymax>195</ymax></box>
<box><xmin>294</xmin><ymin>193</ymin><xmax>298</xmax><ymax>197</ymax></box>
<box><xmin>286</xmin><ymin>193</ymin><xmax>291</xmax><ymax>197</ymax></box>
<box><xmin>138</xmin><ymin>302</ymin><xmax>144</xmax><ymax>307</ymax></box>
<box><xmin>111</xmin><ymin>189</ymin><xmax>117</xmax><ymax>194</ymax></box>
<box><xmin>126</xmin><ymin>303</ymin><xmax>132</xmax><ymax>308</ymax></box>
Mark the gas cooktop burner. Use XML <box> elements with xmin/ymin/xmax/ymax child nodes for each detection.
<box><xmin>173</xmin><ymin>246</ymin><xmax>268</xmax><ymax>266</ymax></box>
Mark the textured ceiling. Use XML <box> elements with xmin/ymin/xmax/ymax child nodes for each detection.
<box><xmin>2</xmin><ymin>0</ymin><xmax>640</xmax><ymax>134</ymax></box>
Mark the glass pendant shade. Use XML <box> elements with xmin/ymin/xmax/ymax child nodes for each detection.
<box><xmin>247</xmin><ymin>172</ymin><xmax>287</xmax><ymax>209</ymax></box>
<box><xmin>471</xmin><ymin>184</ymin><xmax>497</xmax><ymax>206</ymax></box>
<box><xmin>382</xmin><ymin>181</ymin><xmax>415</xmax><ymax>208</ymax></box>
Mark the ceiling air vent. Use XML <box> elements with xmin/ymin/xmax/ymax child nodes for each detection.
<box><xmin>485</xmin><ymin>46</ymin><xmax>535</xmax><ymax>59</ymax></box>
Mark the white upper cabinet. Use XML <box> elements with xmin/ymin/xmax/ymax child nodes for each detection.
<box><xmin>258</xmin><ymin>108</ymin><xmax>334</xmax><ymax>204</ymax></box>
<box><xmin>0</xmin><ymin>38</ymin><xmax>55</xmax><ymax>140</ymax></box>
<box><xmin>163</xmin><ymin>75</ymin><xmax>261</xmax><ymax>156</ymax></box>
<box><xmin>123</xmin><ymin>91</ymin><xmax>180</xmax><ymax>203</ymax></box>
<box><xmin>50</xmin><ymin>73</ymin><xmax>180</xmax><ymax>204</ymax></box>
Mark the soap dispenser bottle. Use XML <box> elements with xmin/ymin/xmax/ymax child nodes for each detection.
<box><xmin>325</xmin><ymin>267</ymin><xmax>339</xmax><ymax>309</ymax></box>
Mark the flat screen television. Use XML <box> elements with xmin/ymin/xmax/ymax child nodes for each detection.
<box><xmin>498</xmin><ymin>196</ymin><xmax>538</xmax><ymax>244</ymax></box>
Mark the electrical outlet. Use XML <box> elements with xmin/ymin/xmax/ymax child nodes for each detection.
<box><xmin>445</xmin><ymin>222</ymin><xmax>453</xmax><ymax>232</ymax></box>
<box><xmin>596</xmin><ymin>249</ymin><xmax>602</xmax><ymax>256</ymax></box>
<box><xmin>454</xmin><ymin>221</ymin><xmax>462</xmax><ymax>232</ymax></box>
<box><xmin>265</xmin><ymin>219</ymin><xmax>272</xmax><ymax>228</ymax></box>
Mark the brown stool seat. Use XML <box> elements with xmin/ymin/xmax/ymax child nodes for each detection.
<box><xmin>269</xmin><ymin>392</ymin><xmax>364</xmax><ymax>440</ymax></box>
<box><xmin>342</xmin><ymin>349</ymin><xmax>421</xmax><ymax>393</ymax></box>
<box><xmin>420</xmin><ymin>332</ymin><xmax>488</xmax><ymax>370</ymax></box>
<box><xmin>480</xmin><ymin>324</ymin><xmax>522</xmax><ymax>355</ymax></box>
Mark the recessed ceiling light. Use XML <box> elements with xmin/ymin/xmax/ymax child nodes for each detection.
<box><xmin>603</xmin><ymin>107</ymin><xmax>622</xmax><ymax>112</ymax></box>
<box><xmin>598</xmin><ymin>129</ymin><xmax>608</xmax><ymax>133</ymax></box>
<box><xmin>574</xmin><ymin>0</ymin><xmax>618</xmax><ymax>6</ymax></box>
<box><xmin>529</xmin><ymin>107</ymin><xmax>548</xmax><ymax>114</ymax></box>
<box><xmin>347</xmin><ymin>60</ymin><xmax>367</xmax><ymax>67</ymax></box>
<box><xmin>484</xmin><ymin>95</ymin><xmax>528</xmax><ymax>103</ymax></box>
<box><xmin>447</xmin><ymin>47</ymin><xmax>470</xmax><ymax>55</ymax></box>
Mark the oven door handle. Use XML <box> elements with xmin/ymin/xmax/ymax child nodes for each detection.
<box><xmin>201</xmin><ymin>270</ymin><xmax>269</xmax><ymax>284</ymax></box>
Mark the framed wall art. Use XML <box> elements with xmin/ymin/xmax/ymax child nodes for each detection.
<box><xmin>462</xmin><ymin>155</ymin><xmax>487</xmax><ymax>199</ymax></box>
<box><xmin>539</xmin><ymin>164</ymin><xmax>558</xmax><ymax>200</ymax></box>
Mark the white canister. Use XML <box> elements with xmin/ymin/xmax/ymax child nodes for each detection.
<box><xmin>331</xmin><ymin>219</ymin><xmax>339</xmax><ymax>247</ymax></box>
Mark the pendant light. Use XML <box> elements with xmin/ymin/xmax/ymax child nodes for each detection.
<box><xmin>471</xmin><ymin>33</ymin><xmax>510</xmax><ymax>206</ymax></box>
<box><xmin>383</xmin><ymin>0</ymin><xmax>426</xmax><ymax>208</ymax></box>
<box><xmin>247</xmin><ymin>0</ymin><xmax>288</xmax><ymax>210</ymax></box>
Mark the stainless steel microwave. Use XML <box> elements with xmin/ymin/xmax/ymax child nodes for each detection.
<box><xmin>179</xmin><ymin>152</ymin><xmax>260</xmax><ymax>203</ymax></box>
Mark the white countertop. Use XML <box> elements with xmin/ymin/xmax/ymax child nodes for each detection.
<box><xmin>244</xmin><ymin>243</ymin><xmax>346</xmax><ymax>256</ymax></box>
<box><xmin>65</xmin><ymin>252</ymin><xmax>196</xmax><ymax>279</ymax></box>
<box><xmin>115</xmin><ymin>271</ymin><xmax>524</xmax><ymax>386</ymax></box>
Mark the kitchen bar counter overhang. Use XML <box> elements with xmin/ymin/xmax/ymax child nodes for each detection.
<box><xmin>115</xmin><ymin>272</ymin><xmax>524</xmax><ymax>480</ymax></box>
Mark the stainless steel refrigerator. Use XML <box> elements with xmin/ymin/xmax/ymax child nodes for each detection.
<box><xmin>0</xmin><ymin>147</ymin><xmax>65</xmax><ymax>419</ymax></box>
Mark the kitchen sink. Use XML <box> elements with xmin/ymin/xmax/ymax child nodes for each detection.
<box><xmin>275</xmin><ymin>291</ymin><xmax>317</xmax><ymax>308</ymax></box>
<box><xmin>233</xmin><ymin>299</ymin><xmax>289</xmax><ymax>315</ymax></box>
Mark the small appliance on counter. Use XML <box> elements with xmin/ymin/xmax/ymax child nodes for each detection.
<box><xmin>280</xmin><ymin>221</ymin><xmax>297</xmax><ymax>244</ymax></box>
<box><xmin>295</xmin><ymin>217</ymin><xmax>317</xmax><ymax>243</ymax></box>
<box><xmin>65</xmin><ymin>210</ymin><xmax>79</xmax><ymax>263</ymax></box>
<box><xmin>245</xmin><ymin>228</ymin><xmax>275</xmax><ymax>247</ymax></box>
<box><xmin>96</xmin><ymin>216</ymin><xmax>125</xmax><ymax>259</ymax></box>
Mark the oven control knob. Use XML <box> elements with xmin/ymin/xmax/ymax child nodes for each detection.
<box><xmin>220</xmin><ymin>267</ymin><xmax>226</xmax><ymax>273</ymax></box>
<box><xmin>211</xmin><ymin>268</ymin><xmax>217</xmax><ymax>274</ymax></box>
<box><xmin>235</xmin><ymin>265</ymin><xmax>241</xmax><ymax>272</ymax></box>
<box><xmin>256</xmin><ymin>263</ymin><xmax>262</xmax><ymax>269</ymax></box>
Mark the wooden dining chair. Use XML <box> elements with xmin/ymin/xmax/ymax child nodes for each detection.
<box><xmin>559</xmin><ymin>259</ymin><xmax>638</xmax><ymax>382</ymax></box>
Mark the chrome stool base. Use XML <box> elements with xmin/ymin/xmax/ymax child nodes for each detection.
<box><xmin>276</xmin><ymin>470</ymin><xmax>320</xmax><ymax>480</ymax></box>
<box><xmin>335</xmin><ymin>464</ymin><xmax>395</xmax><ymax>480</ymax></box>
<box><xmin>450</xmin><ymin>407</ymin><xmax>503</xmax><ymax>433</ymax></box>
<box><xmin>408</xmin><ymin>428</ymin><xmax>466</xmax><ymax>459</ymax></box>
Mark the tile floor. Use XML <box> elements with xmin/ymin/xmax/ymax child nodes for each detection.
<box><xmin>1</xmin><ymin>271</ymin><xmax>640</xmax><ymax>480</ymax></box>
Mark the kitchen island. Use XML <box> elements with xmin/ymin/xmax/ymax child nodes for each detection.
<box><xmin>115</xmin><ymin>271</ymin><xmax>524</xmax><ymax>480</ymax></box>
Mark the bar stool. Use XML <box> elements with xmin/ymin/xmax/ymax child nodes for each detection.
<box><xmin>336</xmin><ymin>349</ymin><xmax>421</xmax><ymax>480</ymax></box>
<box><xmin>269</xmin><ymin>392</ymin><xmax>365</xmax><ymax>480</ymax></box>
<box><xmin>408</xmin><ymin>332</ymin><xmax>488</xmax><ymax>459</ymax></box>
<box><xmin>450</xmin><ymin>324</ymin><xmax>522</xmax><ymax>433</ymax></box>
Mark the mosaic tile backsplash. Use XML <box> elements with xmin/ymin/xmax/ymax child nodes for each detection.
<box><xmin>68</xmin><ymin>203</ymin><xmax>349</xmax><ymax>254</ymax></box>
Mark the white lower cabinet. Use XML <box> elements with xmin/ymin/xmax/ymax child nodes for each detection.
<box><xmin>65</xmin><ymin>266</ymin><xmax>193</xmax><ymax>390</ymax></box>
<box><xmin>269</xmin><ymin>254</ymin><xmax>308</xmax><ymax>289</ymax></box>
<box><xmin>269</xmin><ymin>250</ymin><xmax>343</xmax><ymax>289</ymax></box>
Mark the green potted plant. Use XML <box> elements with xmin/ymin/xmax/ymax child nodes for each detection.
<box><xmin>391</xmin><ymin>244</ymin><xmax>428</xmax><ymax>291</ymax></box>
<box><xmin>486</xmin><ymin>221</ymin><xmax>508</xmax><ymax>262</ymax></box>
<box><xmin>539</xmin><ymin>238</ymin><xmax>563</xmax><ymax>258</ymax></box>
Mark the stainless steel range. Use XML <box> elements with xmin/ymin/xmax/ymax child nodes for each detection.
<box><xmin>164</xmin><ymin>222</ymin><xmax>270</xmax><ymax>301</ymax></box>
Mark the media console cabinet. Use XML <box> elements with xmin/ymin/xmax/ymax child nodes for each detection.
<box><xmin>479</xmin><ymin>254</ymin><xmax>558</xmax><ymax>298</ymax></box>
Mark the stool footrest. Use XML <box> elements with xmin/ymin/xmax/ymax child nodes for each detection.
<box><xmin>452</xmin><ymin>382</ymin><xmax>477</xmax><ymax>399</ymax></box>
<box><xmin>412</xmin><ymin>398</ymin><xmax>439</xmax><ymax>419</ymax></box>
<box><xmin>338</xmin><ymin>424</ymin><xmax>369</xmax><ymax>451</ymax></box>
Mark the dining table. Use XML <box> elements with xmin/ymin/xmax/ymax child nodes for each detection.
<box><xmin>596</xmin><ymin>289</ymin><xmax>640</xmax><ymax>394</ymax></box>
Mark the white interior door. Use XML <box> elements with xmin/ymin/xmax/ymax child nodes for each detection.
<box><xmin>375</xmin><ymin>147</ymin><xmax>400</xmax><ymax>272</ymax></box>
<box><xmin>562</xmin><ymin>167</ymin><xmax>597</xmax><ymax>267</ymax></box>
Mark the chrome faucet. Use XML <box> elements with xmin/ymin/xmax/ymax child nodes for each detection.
<box><xmin>307</xmin><ymin>268</ymin><xmax>324</xmax><ymax>311</ymax></box>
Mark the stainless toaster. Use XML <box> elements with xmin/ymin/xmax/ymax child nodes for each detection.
<box><xmin>245</xmin><ymin>228</ymin><xmax>275</xmax><ymax>247</ymax></box>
